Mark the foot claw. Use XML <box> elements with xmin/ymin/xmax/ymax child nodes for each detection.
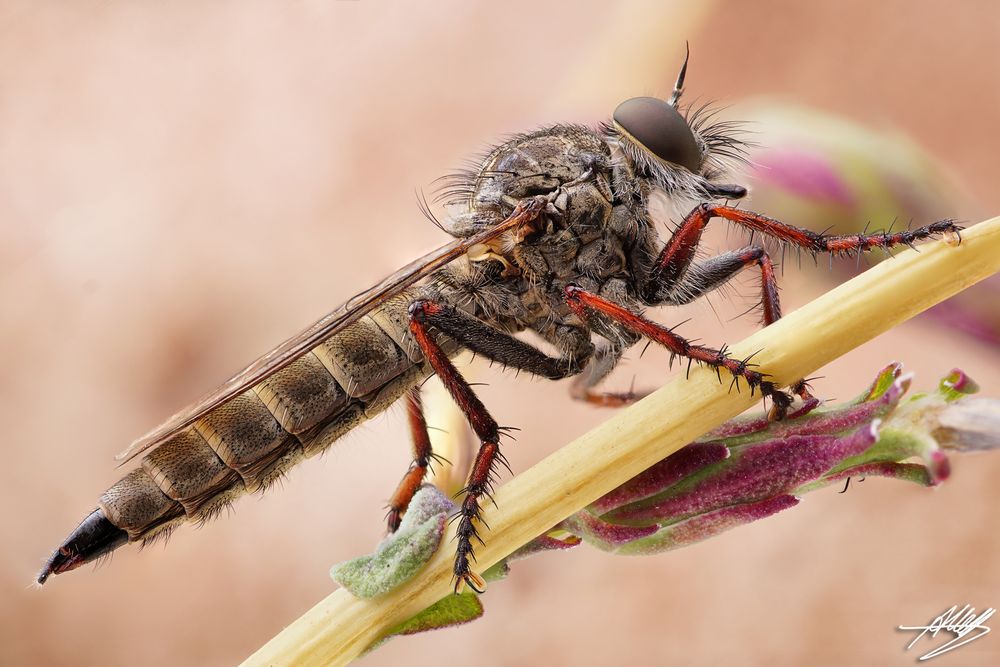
<box><xmin>765</xmin><ymin>388</ymin><xmax>794</xmax><ymax>421</ymax></box>
<box><xmin>457</xmin><ymin>570</ymin><xmax>487</xmax><ymax>594</ymax></box>
<box><xmin>385</xmin><ymin>509</ymin><xmax>402</xmax><ymax>533</ymax></box>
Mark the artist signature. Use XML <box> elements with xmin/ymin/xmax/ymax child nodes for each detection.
<box><xmin>898</xmin><ymin>604</ymin><xmax>995</xmax><ymax>661</ymax></box>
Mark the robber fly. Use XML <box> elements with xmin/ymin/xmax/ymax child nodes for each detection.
<box><xmin>39</xmin><ymin>49</ymin><xmax>960</xmax><ymax>591</ymax></box>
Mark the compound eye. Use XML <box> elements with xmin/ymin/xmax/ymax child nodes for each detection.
<box><xmin>613</xmin><ymin>97</ymin><xmax>701</xmax><ymax>173</ymax></box>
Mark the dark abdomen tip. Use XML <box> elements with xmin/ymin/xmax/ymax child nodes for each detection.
<box><xmin>38</xmin><ymin>509</ymin><xmax>128</xmax><ymax>584</ymax></box>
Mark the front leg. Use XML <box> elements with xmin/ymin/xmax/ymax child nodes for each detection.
<box><xmin>641</xmin><ymin>199</ymin><xmax>956</xmax><ymax>403</ymax></box>
<box><xmin>643</xmin><ymin>203</ymin><xmax>962</xmax><ymax>300</ymax></box>
<box><xmin>563</xmin><ymin>286</ymin><xmax>795</xmax><ymax>419</ymax></box>
<box><xmin>408</xmin><ymin>300</ymin><xmax>591</xmax><ymax>592</ymax></box>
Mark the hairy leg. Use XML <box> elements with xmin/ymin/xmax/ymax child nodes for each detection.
<box><xmin>656</xmin><ymin>246</ymin><xmax>781</xmax><ymax>323</ymax></box>
<box><xmin>568</xmin><ymin>342</ymin><xmax>658</xmax><ymax>407</ymax></box>
<box><xmin>643</xmin><ymin>203</ymin><xmax>961</xmax><ymax>300</ymax></box>
<box><xmin>408</xmin><ymin>299</ymin><xmax>591</xmax><ymax>591</ymax></box>
<box><xmin>565</xmin><ymin>250</ymin><xmax>777</xmax><ymax>410</ymax></box>
<box><xmin>563</xmin><ymin>285</ymin><xmax>795</xmax><ymax>419</ymax></box>
<box><xmin>385</xmin><ymin>387</ymin><xmax>446</xmax><ymax>532</ymax></box>
<box><xmin>641</xmin><ymin>201</ymin><xmax>958</xmax><ymax>404</ymax></box>
<box><xmin>570</xmin><ymin>248</ymin><xmax>816</xmax><ymax>409</ymax></box>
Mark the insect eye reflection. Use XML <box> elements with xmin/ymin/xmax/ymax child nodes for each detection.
<box><xmin>612</xmin><ymin>96</ymin><xmax>702</xmax><ymax>173</ymax></box>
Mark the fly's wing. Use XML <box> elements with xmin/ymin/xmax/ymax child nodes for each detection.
<box><xmin>115</xmin><ymin>203</ymin><xmax>541</xmax><ymax>464</ymax></box>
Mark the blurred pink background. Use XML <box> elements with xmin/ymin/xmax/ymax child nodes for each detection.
<box><xmin>2</xmin><ymin>1</ymin><xmax>999</xmax><ymax>665</ymax></box>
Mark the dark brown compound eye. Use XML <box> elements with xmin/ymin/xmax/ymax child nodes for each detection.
<box><xmin>613</xmin><ymin>96</ymin><xmax>702</xmax><ymax>173</ymax></box>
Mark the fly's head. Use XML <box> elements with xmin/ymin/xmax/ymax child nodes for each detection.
<box><xmin>603</xmin><ymin>47</ymin><xmax>750</xmax><ymax>207</ymax></box>
<box><xmin>427</xmin><ymin>47</ymin><xmax>749</xmax><ymax>296</ymax></box>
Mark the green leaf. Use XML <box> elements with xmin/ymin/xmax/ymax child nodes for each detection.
<box><xmin>364</xmin><ymin>592</ymin><xmax>484</xmax><ymax>655</ymax></box>
<box><xmin>330</xmin><ymin>486</ymin><xmax>453</xmax><ymax>598</ymax></box>
<box><xmin>938</xmin><ymin>368</ymin><xmax>980</xmax><ymax>402</ymax></box>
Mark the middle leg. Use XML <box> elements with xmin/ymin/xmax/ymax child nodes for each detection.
<box><xmin>653</xmin><ymin>245</ymin><xmax>818</xmax><ymax>402</ymax></box>
<box><xmin>564</xmin><ymin>285</ymin><xmax>796</xmax><ymax>418</ymax></box>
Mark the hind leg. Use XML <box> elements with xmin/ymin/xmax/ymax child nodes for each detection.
<box><xmin>407</xmin><ymin>299</ymin><xmax>591</xmax><ymax>591</ymax></box>
<box><xmin>385</xmin><ymin>387</ymin><xmax>448</xmax><ymax>532</ymax></box>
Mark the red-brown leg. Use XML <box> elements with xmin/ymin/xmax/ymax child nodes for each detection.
<box><xmin>564</xmin><ymin>285</ymin><xmax>795</xmax><ymax>419</ymax></box>
<box><xmin>668</xmin><ymin>246</ymin><xmax>820</xmax><ymax>402</ymax></box>
<box><xmin>386</xmin><ymin>387</ymin><xmax>444</xmax><ymax>532</ymax></box>
<box><xmin>575</xmin><ymin>246</ymin><xmax>783</xmax><ymax>409</ymax></box>
<box><xmin>572</xmin><ymin>383</ymin><xmax>650</xmax><ymax>407</ymax></box>
<box><xmin>409</xmin><ymin>300</ymin><xmax>507</xmax><ymax>593</ymax></box>
<box><xmin>646</xmin><ymin>203</ymin><xmax>961</xmax><ymax>296</ymax></box>
<box><xmin>646</xmin><ymin>203</ymin><xmax>955</xmax><ymax>405</ymax></box>
<box><xmin>569</xmin><ymin>343</ymin><xmax>651</xmax><ymax>407</ymax></box>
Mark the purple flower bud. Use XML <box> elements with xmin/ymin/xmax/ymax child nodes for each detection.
<box><xmin>589</xmin><ymin>443</ymin><xmax>729</xmax><ymax>514</ymax></box>
<box><xmin>606</xmin><ymin>424</ymin><xmax>878</xmax><ymax>525</ymax></box>
<box><xmin>752</xmin><ymin>148</ymin><xmax>857</xmax><ymax>207</ymax></box>
<box><xmin>939</xmin><ymin>368</ymin><xmax>981</xmax><ymax>400</ymax></box>
<box><xmin>824</xmin><ymin>461</ymin><xmax>934</xmax><ymax>487</ymax></box>
<box><xmin>574</xmin><ymin>365</ymin><xmax>984</xmax><ymax>554</ymax></box>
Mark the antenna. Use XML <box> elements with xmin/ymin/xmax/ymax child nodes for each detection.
<box><xmin>667</xmin><ymin>42</ymin><xmax>690</xmax><ymax>107</ymax></box>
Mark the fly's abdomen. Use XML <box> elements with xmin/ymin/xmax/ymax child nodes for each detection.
<box><xmin>253</xmin><ymin>352</ymin><xmax>349</xmax><ymax>440</ymax></box>
<box><xmin>40</xmin><ymin>293</ymin><xmax>434</xmax><ymax>582</ymax></box>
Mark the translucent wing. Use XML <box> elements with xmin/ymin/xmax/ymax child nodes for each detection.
<box><xmin>116</xmin><ymin>202</ymin><xmax>542</xmax><ymax>463</ymax></box>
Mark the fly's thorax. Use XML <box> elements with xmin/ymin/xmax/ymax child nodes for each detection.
<box><xmin>475</xmin><ymin>125</ymin><xmax>610</xmax><ymax>204</ymax></box>
<box><xmin>433</xmin><ymin>124</ymin><xmax>666</xmax><ymax>335</ymax></box>
<box><xmin>440</xmin><ymin>125</ymin><xmax>612</xmax><ymax>235</ymax></box>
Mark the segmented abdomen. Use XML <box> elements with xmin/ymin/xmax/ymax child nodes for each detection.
<box><xmin>100</xmin><ymin>291</ymin><xmax>432</xmax><ymax>543</ymax></box>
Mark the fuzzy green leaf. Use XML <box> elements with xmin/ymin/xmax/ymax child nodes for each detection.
<box><xmin>364</xmin><ymin>592</ymin><xmax>484</xmax><ymax>655</ymax></box>
<box><xmin>330</xmin><ymin>486</ymin><xmax>451</xmax><ymax>598</ymax></box>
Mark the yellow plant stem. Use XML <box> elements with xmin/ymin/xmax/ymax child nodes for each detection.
<box><xmin>244</xmin><ymin>218</ymin><xmax>1000</xmax><ymax>667</ymax></box>
<box><xmin>423</xmin><ymin>354</ymin><xmax>475</xmax><ymax>498</ymax></box>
